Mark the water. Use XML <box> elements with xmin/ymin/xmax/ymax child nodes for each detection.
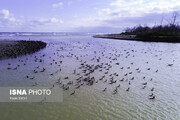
<box><xmin>0</xmin><ymin>32</ymin><xmax>180</xmax><ymax>120</ymax></box>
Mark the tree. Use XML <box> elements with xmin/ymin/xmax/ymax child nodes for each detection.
<box><xmin>171</xmin><ymin>11</ymin><xmax>179</xmax><ymax>26</ymax></box>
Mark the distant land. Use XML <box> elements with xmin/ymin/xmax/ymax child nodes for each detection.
<box><xmin>93</xmin><ymin>24</ymin><xmax>180</xmax><ymax>43</ymax></box>
<box><xmin>94</xmin><ymin>12</ymin><xmax>180</xmax><ymax>43</ymax></box>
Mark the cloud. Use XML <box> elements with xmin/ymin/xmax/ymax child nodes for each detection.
<box><xmin>78</xmin><ymin>11</ymin><xmax>180</xmax><ymax>33</ymax></box>
<box><xmin>0</xmin><ymin>9</ymin><xmax>64</xmax><ymax>32</ymax></box>
<box><xmin>0</xmin><ymin>9</ymin><xmax>10</xmax><ymax>19</ymax></box>
<box><xmin>52</xmin><ymin>2</ymin><xmax>63</xmax><ymax>8</ymax></box>
<box><xmin>109</xmin><ymin>0</ymin><xmax>180</xmax><ymax>17</ymax></box>
<box><xmin>0</xmin><ymin>9</ymin><xmax>21</xmax><ymax>27</ymax></box>
<box><xmin>76</xmin><ymin>26</ymin><xmax>123</xmax><ymax>33</ymax></box>
<box><xmin>50</xmin><ymin>18</ymin><xmax>63</xmax><ymax>23</ymax></box>
<box><xmin>74</xmin><ymin>0</ymin><xmax>180</xmax><ymax>32</ymax></box>
<box><xmin>30</xmin><ymin>18</ymin><xmax>63</xmax><ymax>26</ymax></box>
<box><xmin>104</xmin><ymin>12</ymin><xmax>177</xmax><ymax>27</ymax></box>
<box><xmin>0</xmin><ymin>9</ymin><xmax>16</xmax><ymax>22</ymax></box>
<box><xmin>24</xmin><ymin>17</ymin><xmax>64</xmax><ymax>32</ymax></box>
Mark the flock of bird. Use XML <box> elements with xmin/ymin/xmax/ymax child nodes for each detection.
<box><xmin>6</xmin><ymin>40</ymin><xmax>175</xmax><ymax>100</ymax></box>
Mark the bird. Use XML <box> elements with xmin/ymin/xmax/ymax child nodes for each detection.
<box><xmin>64</xmin><ymin>77</ymin><xmax>69</xmax><ymax>79</ymax></box>
<box><xmin>126</xmin><ymin>87</ymin><xmax>130</xmax><ymax>91</ymax></box>
<box><xmin>168</xmin><ymin>64</ymin><xmax>173</xmax><ymax>66</ymax></box>
<box><xmin>151</xmin><ymin>88</ymin><xmax>154</xmax><ymax>91</ymax></box>
<box><xmin>129</xmin><ymin>81</ymin><xmax>131</xmax><ymax>85</ymax></box>
<box><xmin>149</xmin><ymin>95</ymin><xmax>155</xmax><ymax>99</ymax></box>
<box><xmin>103</xmin><ymin>88</ymin><xmax>107</xmax><ymax>92</ymax></box>
<box><xmin>149</xmin><ymin>93</ymin><xmax>154</xmax><ymax>97</ymax></box>
<box><xmin>129</xmin><ymin>72</ymin><xmax>132</xmax><ymax>74</ymax></box>
<box><xmin>70</xmin><ymin>91</ymin><xmax>75</xmax><ymax>95</ymax></box>
<box><xmin>113</xmin><ymin>88</ymin><xmax>118</xmax><ymax>94</ymax></box>
<box><xmin>142</xmin><ymin>86</ymin><xmax>146</xmax><ymax>89</ymax></box>
<box><xmin>116</xmin><ymin>84</ymin><xmax>120</xmax><ymax>88</ymax></box>
<box><xmin>7</xmin><ymin>67</ymin><xmax>11</xmax><ymax>70</ymax></box>
<box><xmin>76</xmin><ymin>85</ymin><xmax>80</xmax><ymax>89</ymax></box>
<box><xmin>120</xmin><ymin>78</ymin><xmax>124</xmax><ymax>81</ymax></box>
<box><xmin>142</xmin><ymin>82</ymin><xmax>147</xmax><ymax>85</ymax></box>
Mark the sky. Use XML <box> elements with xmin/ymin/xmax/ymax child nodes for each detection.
<box><xmin>0</xmin><ymin>0</ymin><xmax>180</xmax><ymax>32</ymax></box>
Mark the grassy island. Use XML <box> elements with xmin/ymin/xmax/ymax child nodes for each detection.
<box><xmin>0</xmin><ymin>40</ymin><xmax>47</xmax><ymax>60</ymax></box>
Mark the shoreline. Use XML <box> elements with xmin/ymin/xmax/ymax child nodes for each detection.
<box><xmin>0</xmin><ymin>40</ymin><xmax>47</xmax><ymax>60</ymax></box>
<box><xmin>93</xmin><ymin>34</ymin><xmax>180</xmax><ymax>43</ymax></box>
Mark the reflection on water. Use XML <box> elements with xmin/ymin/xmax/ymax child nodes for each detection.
<box><xmin>0</xmin><ymin>33</ymin><xmax>180</xmax><ymax>120</ymax></box>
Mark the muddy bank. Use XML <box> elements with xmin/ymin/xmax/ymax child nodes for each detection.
<box><xmin>93</xmin><ymin>34</ymin><xmax>180</xmax><ymax>43</ymax></box>
<box><xmin>93</xmin><ymin>34</ymin><xmax>137</xmax><ymax>40</ymax></box>
<box><xmin>0</xmin><ymin>40</ymin><xmax>47</xmax><ymax>60</ymax></box>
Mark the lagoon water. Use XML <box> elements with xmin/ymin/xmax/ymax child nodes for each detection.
<box><xmin>0</xmin><ymin>32</ymin><xmax>180</xmax><ymax>120</ymax></box>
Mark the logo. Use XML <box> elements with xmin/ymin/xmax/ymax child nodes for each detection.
<box><xmin>0</xmin><ymin>87</ymin><xmax>63</xmax><ymax>102</ymax></box>
<box><xmin>10</xmin><ymin>89</ymin><xmax>51</xmax><ymax>96</ymax></box>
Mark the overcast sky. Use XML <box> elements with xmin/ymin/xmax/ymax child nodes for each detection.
<box><xmin>0</xmin><ymin>0</ymin><xmax>180</xmax><ymax>32</ymax></box>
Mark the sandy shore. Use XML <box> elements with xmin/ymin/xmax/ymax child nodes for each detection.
<box><xmin>0</xmin><ymin>40</ymin><xmax>47</xmax><ymax>60</ymax></box>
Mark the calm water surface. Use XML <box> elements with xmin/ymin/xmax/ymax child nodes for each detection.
<box><xmin>0</xmin><ymin>33</ymin><xmax>180</xmax><ymax>120</ymax></box>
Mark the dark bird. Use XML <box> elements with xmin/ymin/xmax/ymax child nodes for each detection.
<box><xmin>136</xmin><ymin>68</ymin><xmax>139</xmax><ymax>70</ymax></box>
<box><xmin>149</xmin><ymin>95</ymin><xmax>155</xmax><ymax>99</ymax></box>
<box><xmin>34</xmin><ymin>70</ymin><xmax>38</xmax><ymax>73</ymax></box>
<box><xmin>142</xmin><ymin>82</ymin><xmax>147</xmax><ymax>85</ymax></box>
<box><xmin>116</xmin><ymin>84</ymin><xmax>120</xmax><ymax>88</ymax></box>
<box><xmin>142</xmin><ymin>86</ymin><xmax>146</xmax><ymax>89</ymax></box>
<box><xmin>168</xmin><ymin>64</ymin><xmax>173</xmax><ymax>66</ymax></box>
<box><xmin>70</xmin><ymin>91</ymin><xmax>75</xmax><ymax>95</ymax></box>
<box><xmin>13</xmin><ymin>67</ymin><xmax>17</xmax><ymax>70</ymax></box>
<box><xmin>40</xmin><ymin>68</ymin><xmax>45</xmax><ymax>72</ymax></box>
<box><xmin>151</xmin><ymin>88</ymin><xmax>154</xmax><ymax>91</ymax></box>
<box><xmin>126</xmin><ymin>87</ymin><xmax>130</xmax><ymax>91</ymax></box>
<box><xmin>7</xmin><ymin>67</ymin><xmax>11</xmax><ymax>70</ymax></box>
<box><xmin>113</xmin><ymin>88</ymin><xmax>118</xmax><ymax>94</ymax></box>
<box><xmin>103</xmin><ymin>88</ymin><xmax>107</xmax><ymax>92</ymax></box>
<box><xmin>76</xmin><ymin>85</ymin><xmax>80</xmax><ymax>89</ymax></box>
<box><xmin>129</xmin><ymin>81</ymin><xmax>131</xmax><ymax>85</ymax></box>
<box><xmin>120</xmin><ymin>78</ymin><xmax>124</xmax><ymax>81</ymax></box>
<box><xmin>149</xmin><ymin>93</ymin><xmax>154</xmax><ymax>97</ymax></box>
<box><xmin>64</xmin><ymin>77</ymin><xmax>69</xmax><ymax>79</ymax></box>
